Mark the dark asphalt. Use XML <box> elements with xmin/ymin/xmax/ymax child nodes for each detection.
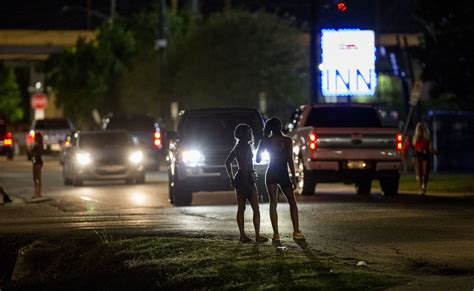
<box><xmin>1</xmin><ymin>155</ymin><xmax>474</xmax><ymax>284</ymax></box>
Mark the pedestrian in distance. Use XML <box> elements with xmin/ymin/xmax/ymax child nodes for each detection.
<box><xmin>225</xmin><ymin>124</ymin><xmax>269</xmax><ymax>243</ymax></box>
<box><xmin>1</xmin><ymin>185</ymin><xmax>12</xmax><ymax>204</ymax></box>
<box><xmin>31</xmin><ymin>132</ymin><xmax>44</xmax><ymax>198</ymax></box>
<box><xmin>412</xmin><ymin>122</ymin><xmax>438</xmax><ymax>195</ymax></box>
<box><xmin>256</xmin><ymin>117</ymin><xmax>304</xmax><ymax>242</ymax></box>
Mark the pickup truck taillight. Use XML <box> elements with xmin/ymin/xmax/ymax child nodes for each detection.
<box><xmin>3</xmin><ymin>132</ymin><xmax>13</xmax><ymax>146</ymax></box>
<box><xmin>154</xmin><ymin>131</ymin><xmax>162</xmax><ymax>148</ymax></box>
<box><xmin>308</xmin><ymin>130</ymin><xmax>318</xmax><ymax>151</ymax></box>
<box><xmin>396</xmin><ymin>133</ymin><xmax>403</xmax><ymax>151</ymax></box>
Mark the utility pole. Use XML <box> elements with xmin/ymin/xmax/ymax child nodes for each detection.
<box><xmin>310</xmin><ymin>0</ymin><xmax>320</xmax><ymax>104</ymax></box>
<box><xmin>110</xmin><ymin>0</ymin><xmax>116</xmax><ymax>22</ymax></box>
<box><xmin>86</xmin><ymin>0</ymin><xmax>92</xmax><ymax>29</ymax></box>
<box><xmin>156</xmin><ymin>0</ymin><xmax>168</xmax><ymax>118</ymax></box>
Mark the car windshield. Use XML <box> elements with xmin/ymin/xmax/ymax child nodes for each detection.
<box><xmin>79</xmin><ymin>132</ymin><xmax>133</xmax><ymax>148</ymax></box>
<box><xmin>106</xmin><ymin>116</ymin><xmax>155</xmax><ymax>132</ymax></box>
<box><xmin>305</xmin><ymin>107</ymin><xmax>382</xmax><ymax>128</ymax></box>
<box><xmin>181</xmin><ymin>111</ymin><xmax>263</xmax><ymax>145</ymax></box>
<box><xmin>35</xmin><ymin>119</ymin><xmax>70</xmax><ymax>130</ymax></box>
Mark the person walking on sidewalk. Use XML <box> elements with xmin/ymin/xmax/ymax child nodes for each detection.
<box><xmin>225</xmin><ymin>124</ymin><xmax>268</xmax><ymax>243</ymax></box>
<box><xmin>256</xmin><ymin>117</ymin><xmax>304</xmax><ymax>242</ymax></box>
<box><xmin>31</xmin><ymin>132</ymin><xmax>44</xmax><ymax>198</ymax></box>
<box><xmin>1</xmin><ymin>185</ymin><xmax>12</xmax><ymax>203</ymax></box>
<box><xmin>412</xmin><ymin>122</ymin><xmax>438</xmax><ymax>195</ymax></box>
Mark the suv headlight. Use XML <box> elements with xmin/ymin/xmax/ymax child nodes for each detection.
<box><xmin>76</xmin><ymin>152</ymin><xmax>92</xmax><ymax>166</ymax></box>
<box><xmin>254</xmin><ymin>149</ymin><xmax>270</xmax><ymax>165</ymax></box>
<box><xmin>181</xmin><ymin>150</ymin><xmax>205</xmax><ymax>167</ymax></box>
<box><xmin>129</xmin><ymin>150</ymin><xmax>144</xmax><ymax>164</ymax></box>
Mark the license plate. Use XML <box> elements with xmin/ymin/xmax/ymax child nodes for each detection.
<box><xmin>100</xmin><ymin>165</ymin><xmax>125</xmax><ymax>172</ymax></box>
<box><xmin>347</xmin><ymin>160</ymin><xmax>367</xmax><ymax>169</ymax></box>
<box><xmin>50</xmin><ymin>144</ymin><xmax>61</xmax><ymax>151</ymax></box>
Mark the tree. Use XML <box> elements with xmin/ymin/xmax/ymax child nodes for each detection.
<box><xmin>414</xmin><ymin>0</ymin><xmax>474</xmax><ymax>109</ymax></box>
<box><xmin>165</xmin><ymin>10</ymin><xmax>308</xmax><ymax>118</ymax></box>
<box><xmin>0</xmin><ymin>66</ymin><xmax>23</xmax><ymax>122</ymax></box>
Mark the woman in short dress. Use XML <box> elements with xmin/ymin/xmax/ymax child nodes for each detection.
<box><xmin>256</xmin><ymin>117</ymin><xmax>304</xmax><ymax>242</ymax></box>
<box><xmin>412</xmin><ymin>122</ymin><xmax>438</xmax><ymax>195</ymax></box>
<box><xmin>225</xmin><ymin>124</ymin><xmax>268</xmax><ymax>243</ymax></box>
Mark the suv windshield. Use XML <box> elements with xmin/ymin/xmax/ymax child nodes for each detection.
<box><xmin>35</xmin><ymin>119</ymin><xmax>70</xmax><ymax>130</ymax></box>
<box><xmin>305</xmin><ymin>107</ymin><xmax>382</xmax><ymax>128</ymax></box>
<box><xmin>181</xmin><ymin>111</ymin><xmax>263</xmax><ymax>145</ymax></box>
<box><xmin>79</xmin><ymin>132</ymin><xmax>133</xmax><ymax>148</ymax></box>
<box><xmin>106</xmin><ymin>116</ymin><xmax>155</xmax><ymax>132</ymax></box>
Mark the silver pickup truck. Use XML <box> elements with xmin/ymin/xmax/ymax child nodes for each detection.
<box><xmin>288</xmin><ymin>103</ymin><xmax>402</xmax><ymax>196</ymax></box>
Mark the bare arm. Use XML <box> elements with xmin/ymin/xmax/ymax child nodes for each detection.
<box><xmin>255</xmin><ymin>138</ymin><xmax>266</xmax><ymax>163</ymax></box>
<box><xmin>225</xmin><ymin>146</ymin><xmax>237</xmax><ymax>182</ymax></box>
<box><xmin>286</xmin><ymin>137</ymin><xmax>296</xmax><ymax>186</ymax></box>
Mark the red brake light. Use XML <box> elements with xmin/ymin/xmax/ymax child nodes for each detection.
<box><xmin>396</xmin><ymin>133</ymin><xmax>403</xmax><ymax>151</ymax></box>
<box><xmin>308</xmin><ymin>130</ymin><xmax>317</xmax><ymax>151</ymax></box>
<box><xmin>154</xmin><ymin>131</ymin><xmax>162</xmax><ymax>148</ymax></box>
<box><xmin>3</xmin><ymin>131</ymin><xmax>13</xmax><ymax>146</ymax></box>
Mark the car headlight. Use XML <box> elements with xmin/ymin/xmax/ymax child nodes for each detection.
<box><xmin>129</xmin><ymin>150</ymin><xmax>144</xmax><ymax>164</ymax></box>
<box><xmin>181</xmin><ymin>150</ymin><xmax>205</xmax><ymax>167</ymax></box>
<box><xmin>76</xmin><ymin>152</ymin><xmax>92</xmax><ymax>165</ymax></box>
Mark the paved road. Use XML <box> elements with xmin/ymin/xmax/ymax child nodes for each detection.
<box><xmin>1</xmin><ymin>155</ymin><xmax>474</xmax><ymax>278</ymax></box>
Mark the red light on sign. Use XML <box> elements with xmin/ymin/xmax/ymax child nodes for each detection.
<box><xmin>337</xmin><ymin>2</ymin><xmax>347</xmax><ymax>12</ymax></box>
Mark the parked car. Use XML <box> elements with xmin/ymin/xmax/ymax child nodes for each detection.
<box><xmin>287</xmin><ymin>103</ymin><xmax>402</xmax><ymax>196</ymax></box>
<box><xmin>26</xmin><ymin>118</ymin><xmax>75</xmax><ymax>160</ymax></box>
<box><xmin>101</xmin><ymin>113</ymin><xmax>163</xmax><ymax>169</ymax></box>
<box><xmin>0</xmin><ymin>120</ymin><xmax>14</xmax><ymax>160</ymax></box>
<box><xmin>62</xmin><ymin>130</ymin><xmax>145</xmax><ymax>186</ymax></box>
<box><xmin>167</xmin><ymin>107</ymin><xmax>269</xmax><ymax>206</ymax></box>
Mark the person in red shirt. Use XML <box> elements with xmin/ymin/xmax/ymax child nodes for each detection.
<box><xmin>412</xmin><ymin>122</ymin><xmax>438</xmax><ymax>195</ymax></box>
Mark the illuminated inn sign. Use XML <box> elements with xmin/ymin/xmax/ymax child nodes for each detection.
<box><xmin>320</xmin><ymin>29</ymin><xmax>377</xmax><ymax>98</ymax></box>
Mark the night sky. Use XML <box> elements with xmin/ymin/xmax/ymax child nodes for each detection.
<box><xmin>1</xmin><ymin>0</ymin><xmax>419</xmax><ymax>32</ymax></box>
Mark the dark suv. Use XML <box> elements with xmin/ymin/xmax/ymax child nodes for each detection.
<box><xmin>167</xmin><ymin>107</ymin><xmax>269</xmax><ymax>206</ymax></box>
<box><xmin>0</xmin><ymin>120</ymin><xmax>14</xmax><ymax>160</ymax></box>
<box><xmin>102</xmin><ymin>113</ymin><xmax>163</xmax><ymax>168</ymax></box>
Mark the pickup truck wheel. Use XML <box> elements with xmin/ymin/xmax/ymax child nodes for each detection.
<box><xmin>296</xmin><ymin>168</ymin><xmax>317</xmax><ymax>196</ymax></box>
<box><xmin>135</xmin><ymin>174</ymin><xmax>145</xmax><ymax>184</ymax></box>
<box><xmin>173</xmin><ymin>186</ymin><xmax>192</xmax><ymax>206</ymax></box>
<box><xmin>380</xmin><ymin>176</ymin><xmax>399</xmax><ymax>196</ymax></box>
<box><xmin>256</xmin><ymin>179</ymin><xmax>269</xmax><ymax>203</ymax></box>
<box><xmin>7</xmin><ymin>151</ymin><xmax>14</xmax><ymax>160</ymax></box>
<box><xmin>73</xmin><ymin>176</ymin><xmax>83</xmax><ymax>187</ymax></box>
<box><xmin>169</xmin><ymin>171</ymin><xmax>192</xmax><ymax>206</ymax></box>
<box><xmin>356</xmin><ymin>180</ymin><xmax>371</xmax><ymax>195</ymax></box>
<box><xmin>63</xmin><ymin>165</ymin><xmax>72</xmax><ymax>185</ymax></box>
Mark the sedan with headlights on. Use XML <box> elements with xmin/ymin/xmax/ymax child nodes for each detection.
<box><xmin>62</xmin><ymin>130</ymin><xmax>145</xmax><ymax>186</ymax></box>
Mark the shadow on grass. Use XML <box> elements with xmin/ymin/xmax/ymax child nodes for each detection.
<box><xmin>2</xmin><ymin>234</ymin><xmax>401</xmax><ymax>291</ymax></box>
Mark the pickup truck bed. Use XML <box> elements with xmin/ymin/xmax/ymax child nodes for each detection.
<box><xmin>289</xmin><ymin>104</ymin><xmax>402</xmax><ymax>196</ymax></box>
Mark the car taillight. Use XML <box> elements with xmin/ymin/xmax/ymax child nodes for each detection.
<box><xmin>154</xmin><ymin>131</ymin><xmax>162</xmax><ymax>148</ymax></box>
<box><xmin>3</xmin><ymin>132</ymin><xmax>13</xmax><ymax>146</ymax></box>
<box><xmin>308</xmin><ymin>130</ymin><xmax>317</xmax><ymax>151</ymax></box>
<box><xmin>396</xmin><ymin>133</ymin><xmax>403</xmax><ymax>151</ymax></box>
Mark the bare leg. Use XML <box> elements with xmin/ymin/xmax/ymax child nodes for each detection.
<box><xmin>267</xmin><ymin>183</ymin><xmax>279</xmax><ymax>239</ymax></box>
<box><xmin>413</xmin><ymin>159</ymin><xmax>423</xmax><ymax>193</ymax></box>
<box><xmin>249</xmin><ymin>185</ymin><xmax>267</xmax><ymax>242</ymax></box>
<box><xmin>421</xmin><ymin>160</ymin><xmax>429</xmax><ymax>194</ymax></box>
<box><xmin>281</xmin><ymin>186</ymin><xmax>300</xmax><ymax>233</ymax></box>
<box><xmin>235</xmin><ymin>191</ymin><xmax>250</xmax><ymax>242</ymax></box>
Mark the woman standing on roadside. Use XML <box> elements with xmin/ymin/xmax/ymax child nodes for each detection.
<box><xmin>256</xmin><ymin>117</ymin><xmax>304</xmax><ymax>242</ymax></box>
<box><xmin>225</xmin><ymin>124</ymin><xmax>268</xmax><ymax>243</ymax></box>
<box><xmin>412</xmin><ymin>122</ymin><xmax>437</xmax><ymax>195</ymax></box>
<box><xmin>31</xmin><ymin>132</ymin><xmax>44</xmax><ymax>198</ymax></box>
